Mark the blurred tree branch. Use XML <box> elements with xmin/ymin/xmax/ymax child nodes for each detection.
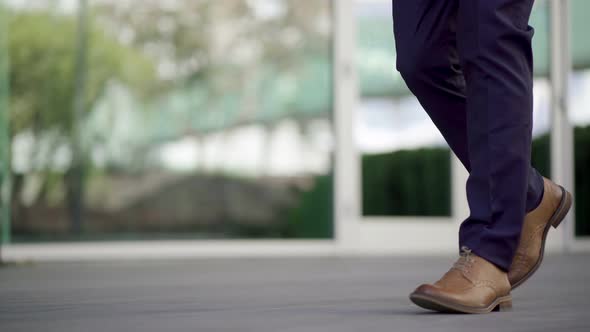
<box><xmin>92</xmin><ymin>0</ymin><xmax>331</xmax><ymax>96</ymax></box>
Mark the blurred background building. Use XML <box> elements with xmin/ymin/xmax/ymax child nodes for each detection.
<box><xmin>0</xmin><ymin>0</ymin><xmax>588</xmax><ymax>260</ymax></box>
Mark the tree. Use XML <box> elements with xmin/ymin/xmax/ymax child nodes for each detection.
<box><xmin>9</xmin><ymin>10</ymin><xmax>154</xmax><ymax>137</ymax></box>
<box><xmin>8</xmin><ymin>8</ymin><xmax>155</xmax><ymax>231</ymax></box>
<box><xmin>91</xmin><ymin>0</ymin><xmax>332</xmax><ymax>127</ymax></box>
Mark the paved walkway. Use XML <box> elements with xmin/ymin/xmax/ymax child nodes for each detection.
<box><xmin>1</xmin><ymin>253</ymin><xmax>589</xmax><ymax>332</ymax></box>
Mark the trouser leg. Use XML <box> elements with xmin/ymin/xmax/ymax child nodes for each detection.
<box><xmin>392</xmin><ymin>0</ymin><xmax>544</xmax><ymax>270</ymax></box>
<box><xmin>392</xmin><ymin>0</ymin><xmax>544</xmax><ymax>218</ymax></box>
<box><xmin>455</xmin><ymin>0</ymin><xmax>537</xmax><ymax>270</ymax></box>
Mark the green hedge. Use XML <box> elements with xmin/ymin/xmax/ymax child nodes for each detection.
<box><xmin>360</xmin><ymin>125</ymin><xmax>590</xmax><ymax>236</ymax></box>
<box><xmin>286</xmin><ymin>175</ymin><xmax>333</xmax><ymax>238</ymax></box>
<box><xmin>573</xmin><ymin>126</ymin><xmax>590</xmax><ymax>236</ymax></box>
<box><xmin>362</xmin><ymin>148</ymin><xmax>451</xmax><ymax>216</ymax></box>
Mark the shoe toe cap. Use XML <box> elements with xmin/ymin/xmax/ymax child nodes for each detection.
<box><xmin>411</xmin><ymin>284</ymin><xmax>439</xmax><ymax>297</ymax></box>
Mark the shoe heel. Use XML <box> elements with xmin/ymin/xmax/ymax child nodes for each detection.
<box><xmin>551</xmin><ymin>189</ymin><xmax>573</xmax><ymax>229</ymax></box>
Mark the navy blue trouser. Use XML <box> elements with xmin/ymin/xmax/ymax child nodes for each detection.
<box><xmin>392</xmin><ymin>0</ymin><xmax>545</xmax><ymax>271</ymax></box>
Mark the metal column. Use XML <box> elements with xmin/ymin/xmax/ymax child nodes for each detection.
<box><xmin>549</xmin><ymin>0</ymin><xmax>575</xmax><ymax>251</ymax></box>
<box><xmin>333</xmin><ymin>0</ymin><xmax>360</xmax><ymax>248</ymax></box>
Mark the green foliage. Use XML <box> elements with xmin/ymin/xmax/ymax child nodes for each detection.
<box><xmin>8</xmin><ymin>10</ymin><xmax>154</xmax><ymax>136</ymax></box>
<box><xmin>573</xmin><ymin>125</ymin><xmax>590</xmax><ymax>236</ymax></box>
<box><xmin>355</xmin><ymin>125</ymin><xmax>590</xmax><ymax>236</ymax></box>
<box><xmin>531</xmin><ymin>132</ymin><xmax>550</xmax><ymax>177</ymax></box>
<box><xmin>6</xmin><ymin>9</ymin><xmax>156</xmax><ymax>228</ymax></box>
<box><xmin>362</xmin><ymin>148</ymin><xmax>452</xmax><ymax>216</ymax></box>
<box><xmin>286</xmin><ymin>175</ymin><xmax>333</xmax><ymax>238</ymax></box>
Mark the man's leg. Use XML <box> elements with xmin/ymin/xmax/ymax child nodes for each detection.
<box><xmin>455</xmin><ymin>0</ymin><xmax>536</xmax><ymax>271</ymax></box>
<box><xmin>398</xmin><ymin>2</ymin><xmax>573</xmax><ymax>312</ymax></box>
<box><xmin>392</xmin><ymin>0</ymin><xmax>544</xmax><ymax>216</ymax></box>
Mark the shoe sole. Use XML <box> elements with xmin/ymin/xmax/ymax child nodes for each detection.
<box><xmin>511</xmin><ymin>186</ymin><xmax>573</xmax><ymax>290</ymax></box>
<box><xmin>409</xmin><ymin>293</ymin><xmax>513</xmax><ymax>314</ymax></box>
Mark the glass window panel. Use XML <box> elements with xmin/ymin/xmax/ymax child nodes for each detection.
<box><xmin>6</xmin><ymin>0</ymin><xmax>334</xmax><ymax>242</ymax></box>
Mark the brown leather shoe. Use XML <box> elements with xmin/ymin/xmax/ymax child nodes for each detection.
<box><xmin>508</xmin><ymin>177</ymin><xmax>573</xmax><ymax>289</ymax></box>
<box><xmin>409</xmin><ymin>247</ymin><xmax>512</xmax><ymax>314</ymax></box>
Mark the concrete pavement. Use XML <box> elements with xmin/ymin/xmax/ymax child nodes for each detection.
<box><xmin>1</xmin><ymin>253</ymin><xmax>589</xmax><ymax>331</ymax></box>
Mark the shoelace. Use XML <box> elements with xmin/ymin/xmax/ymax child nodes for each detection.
<box><xmin>452</xmin><ymin>246</ymin><xmax>475</xmax><ymax>273</ymax></box>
